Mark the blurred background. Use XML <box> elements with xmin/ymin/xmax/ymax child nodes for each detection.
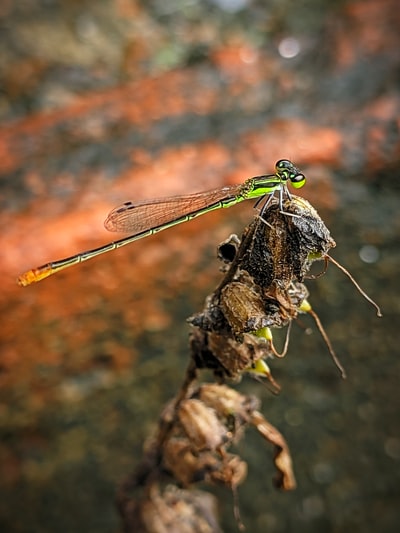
<box><xmin>0</xmin><ymin>0</ymin><xmax>399</xmax><ymax>531</ymax></box>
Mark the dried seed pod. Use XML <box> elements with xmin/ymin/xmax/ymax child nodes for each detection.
<box><xmin>178</xmin><ymin>399</ymin><xmax>227</xmax><ymax>452</ymax></box>
<box><xmin>188</xmin><ymin>293</ymin><xmax>230</xmax><ymax>334</ymax></box>
<box><xmin>220</xmin><ymin>281</ymin><xmax>273</xmax><ymax>337</ymax></box>
<box><xmin>242</xmin><ymin>196</ymin><xmax>336</xmax><ymax>289</ymax></box>
<box><xmin>206</xmin><ymin>453</ymin><xmax>247</xmax><ymax>489</ymax></box>
<box><xmin>217</xmin><ymin>233</ymin><xmax>240</xmax><ymax>263</ymax></box>
<box><xmin>163</xmin><ymin>437</ymin><xmax>221</xmax><ymax>486</ymax></box>
<box><xmin>140</xmin><ymin>484</ymin><xmax>222</xmax><ymax>533</ymax></box>
<box><xmin>197</xmin><ymin>383</ymin><xmax>260</xmax><ymax>426</ymax></box>
<box><xmin>206</xmin><ymin>331</ymin><xmax>272</xmax><ymax>381</ymax></box>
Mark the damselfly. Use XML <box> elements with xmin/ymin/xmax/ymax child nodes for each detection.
<box><xmin>18</xmin><ymin>159</ymin><xmax>305</xmax><ymax>286</ymax></box>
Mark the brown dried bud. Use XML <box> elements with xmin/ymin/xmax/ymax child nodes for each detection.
<box><xmin>241</xmin><ymin>196</ymin><xmax>336</xmax><ymax>289</ymax></box>
<box><xmin>140</xmin><ymin>485</ymin><xmax>222</xmax><ymax>533</ymax></box>
<box><xmin>206</xmin><ymin>453</ymin><xmax>247</xmax><ymax>489</ymax></box>
<box><xmin>163</xmin><ymin>437</ymin><xmax>220</xmax><ymax>486</ymax></box>
<box><xmin>206</xmin><ymin>331</ymin><xmax>271</xmax><ymax>380</ymax></box>
<box><xmin>178</xmin><ymin>399</ymin><xmax>227</xmax><ymax>452</ymax></box>
<box><xmin>197</xmin><ymin>383</ymin><xmax>260</xmax><ymax>427</ymax></box>
<box><xmin>220</xmin><ymin>281</ymin><xmax>272</xmax><ymax>337</ymax></box>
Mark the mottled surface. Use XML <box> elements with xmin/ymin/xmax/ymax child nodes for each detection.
<box><xmin>0</xmin><ymin>0</ymin><xmax>399</xmax><ymax>532</ymax></box>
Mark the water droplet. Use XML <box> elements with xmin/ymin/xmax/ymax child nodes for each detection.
<box><xmin>359</xmin><ymin>244</ymin><xmax>380</xmax><ymax>263</ymax></box>
<box><xmin>278</xmin><ymin>37</ymin><xmax>301</xmax><ymax>58</ymax></box>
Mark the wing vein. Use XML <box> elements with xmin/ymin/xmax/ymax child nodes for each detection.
<box><xmin>104</xmin><ymin>186</ymin><xmax>239</xmax><ymax>233</ymax></box>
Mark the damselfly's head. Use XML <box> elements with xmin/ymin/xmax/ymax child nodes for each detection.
<box><xmin>275</xmin><ymin>159</ymin><xmax>306</xmax><ymax>189</ymax></box>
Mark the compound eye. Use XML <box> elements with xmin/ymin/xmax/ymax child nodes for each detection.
<box><xmin>291</xmin><ymin>172</ymin><xmax>306</xmax><ymax>189</ymax></box>
<box><xmin>275</xmin><ymin>159</ymin><xmax>292</xmax><ymax>171</ymax></box>
<box><xmin>275</xmin><ymin>159</ymin><xmax>294</xmax><ymax>180</ymax></box>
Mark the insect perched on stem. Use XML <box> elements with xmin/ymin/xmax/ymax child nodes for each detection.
<box><xmin>18</xmin><ymin>159</ymin><xmax>305</xmax><ymax>286</ymax></box>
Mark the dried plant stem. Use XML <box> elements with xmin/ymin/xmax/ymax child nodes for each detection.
<box><xmin>327</xmin><ymin>255</ymin><xmax>382</xmax><ymax>317</ymax></box>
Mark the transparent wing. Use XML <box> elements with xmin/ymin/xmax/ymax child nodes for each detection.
<box><xmin>104</xmin><ymin>186</ymin><xmax>240</xmax><ymax>233</ymax></box>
